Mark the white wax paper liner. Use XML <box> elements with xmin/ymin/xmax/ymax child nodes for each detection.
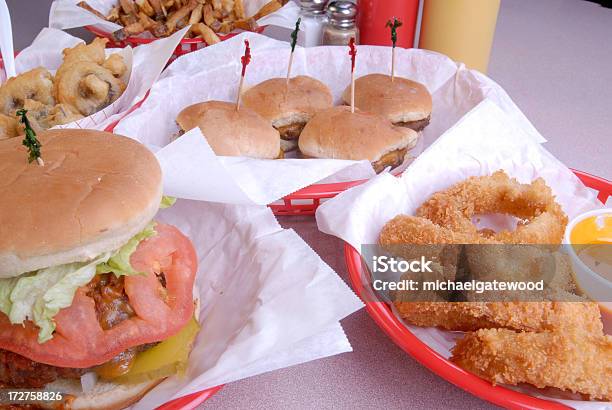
<box><xmin>129</xmin><ymin>200</ymin><xmax>363</xmax><ymax>409</ymax></box>
<box><xmin>115</xmin><ymin>32</ymin><xmax>545</xmax><ymax>206</ymax></box>
<box><xmin>0</xmin><ymin>27</ymin><xmax>186</xmax><ymax>131</ymax></box>
<box><xmin>315</xmin><ymin>99</ymin><xmax>608</xmax><ymax>409</ymax></box>
<box><xmin>49</xmin><ymin>0</ymin><xmax>301</xmax><ymax>34</ymax></box>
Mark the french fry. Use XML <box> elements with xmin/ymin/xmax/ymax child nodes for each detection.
<box><xmin>233</xmin><ymin>0</ymin><xmax>245</xmax><ymax>20</ymax></box>
<box><xmin>192</xmin><ymin>22</ymin><xmax>221</xmax><ymax>44</ymax></box>
<box><xmin>107</xmin><ymin>6</ymin><xmax>120</xmax><ymax>22</ymax></box>
<box><xmin>135</xmin><ymin>0</ymin><xmax>155</xmax><ymax>17</ymax></box>
<box><xmin>119</xmin><ymin>0</ymin><xmax>138</xmax><ymax>15</ymax></box>
<box><xmin>233</xmin><ymin>17</ymin><xmax>258</xmax><ymax>32</ymax></box>
<box><xmin>165</xmin><ymin>0</ymin><xmax>198</xmax><ymax>32</ymax></box>
<box><xmin>77</xmin><ymin>1</ymin><xmax>108</xmax><ymax>20</ymax></box>
<box><xmin>253</xmin><ymin>0</ymin><xmax>282</xmax><ymax>20</ymax></box>
<box><xmin>119</xmin><ymin>12</ymin><xmax>138</xmax><ymax>26</ymax></box>
<box><xmin>221</xmin><ymin>0</ymin><xmax>234</xmax><ymax>14</ymax></box>
<box><xmin>218</xmin><ymin>21</ymin><xmax>234</xmax><ymax>34</ymax></box>
<box><xmin>189</xmin><ymin>3</ymin><xmax>203</xmax><ymax>24</ymax></box>
<box><xmin>202</xmin><ymin>3</ymin><xmax>215</xmax><ymax>25</ymax></box>
<box><xmin>81</xmin><ymin>0</ymin><xmax>280</xmax><ymax>40</ymax></box>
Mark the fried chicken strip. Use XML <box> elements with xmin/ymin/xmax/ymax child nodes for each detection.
<box><xmin>451</xmin><ymin>327</ymin><xmax>612</xmax><ymax>401</ymax></box>
<box><xmin>394</xmin><ymin>301</ymin><xmax>603</xmax><ymax>333</ymax></box>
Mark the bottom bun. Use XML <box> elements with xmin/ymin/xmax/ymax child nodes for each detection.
<box><xmin>41</xmin><ymin>377</ymin><xmax>164</xmax><ymax>410</ymax></box>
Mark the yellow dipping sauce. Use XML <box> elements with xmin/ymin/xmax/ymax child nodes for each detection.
<box><xmin>570</xmin><ymin>213</ymin><xmax>612</xmax><ymax>282</ymax></box>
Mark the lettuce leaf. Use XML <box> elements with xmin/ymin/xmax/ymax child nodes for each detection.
<box><xmin>160</xmin><ymin>196</ymin><xmax>177</xmax><ymax>209</ymax></box>
<box><xmin>96</xmin><ymin>222</ymin><xmax>157</xmax><ymax>277</ymax></box>
<box><xmin>0</xmin><ymin>223</ymin><xmax>157</xmax><ymax>343</ymax></box>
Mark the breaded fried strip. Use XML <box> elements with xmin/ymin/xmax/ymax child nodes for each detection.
<box><xmin>451</xmin><ymin>327</ymin><xmax>612</xmax><ymax>401</ymax></box>
<box><xmin>394</xmin><ymin>301</ymin><xmax>603</xmax><ymax>333</ymax></box>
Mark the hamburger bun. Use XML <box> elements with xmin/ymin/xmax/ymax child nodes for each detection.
<box><xmin>0</xmin><ymin>129</ymin><xmax>162</xmax><ymax>278</ymax></box>
<box><xmin>242</xmin><ymin>76</ymin><xmax>333</xmax><ymax>151</ymax></box>
<box><xmin>298</xmin><ymin>106</ymin><xmax>418</xmax><ymax>173</ymax></box>
<box><xmin>342</xmin><ymin>73</ymin><xmax>432</xmax><ymax>130</ymax></box>
<box><xmin>41</xmin><ymin>377</ymin><xmax>163</xmax><ymax>410</ymax></box>
<box><xmin>176</xmin><ymin>101</ymin><xmax>280</xmax><ymax>159</ymax></box>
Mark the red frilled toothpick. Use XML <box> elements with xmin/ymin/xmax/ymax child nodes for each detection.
<box><xmin>348</xmin><ymin>37</ymin><xmax>357</xmax><ymax>113</ymax></box>
<box><xmin>235</xmin><ymin>39</ymin><xmax>251</xmax><ymax>111</ymax></box>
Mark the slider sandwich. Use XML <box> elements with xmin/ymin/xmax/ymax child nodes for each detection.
<box><xmin>242</xmin><ymin>76</ymin><xmax>333</xmax><ymax>152</ymax></box>
<box><xmin>176</xmin><ymin>100</ymin><xmax>282</xmax><ymax>159</ymax></box>
<box><xmin>298</xmin><ymin>106</ymin><xmax>418</xmax><ymax>173</ymax></box>
<box><xmin>0</xmin><ymin>129</ymin><xmax>199</xmax><ymax>409</ymax></box>
<box><xmin>342</xmin><ymin>73</ymin><xmax>432</xmax><ymax>131</ymax></box>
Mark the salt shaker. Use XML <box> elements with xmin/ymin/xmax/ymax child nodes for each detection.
<box><xmin>298</xmin><ymin>0</ymin><xmax>329</xmax><ymax>47</ymax></box>
<box><xmin>322</xmin><ymin>1</ymin><xmax>359</xmax><ymax>46</ymax></box>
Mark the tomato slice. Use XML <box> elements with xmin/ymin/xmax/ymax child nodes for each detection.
<box><xmin>0</xmin><ymin>223</ymin><xmax>197</xmax><ymax>368</ymax></box>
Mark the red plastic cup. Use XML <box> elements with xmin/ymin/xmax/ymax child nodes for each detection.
<box><xmin>357</xmin><ymin>0</ymin><xmax>419</xmax><ymax>47</ymax></box>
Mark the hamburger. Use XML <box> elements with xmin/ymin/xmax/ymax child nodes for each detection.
<box><xmin>0</xmin><ymin>129</ymin><xmax>199</xmax><ymax>409</ymax></box>
<box><xmin>176</xmin><ymin>100</ymin><xmax>281</xmax><ymax>159</ymax></box>
<box><xmin>298</xmin><ymin>106</ymin><xmax>418</xmax><ymax>173</ymax></box>
<box><xmin>241</xmin><ymin>76</ymin><xmax>333</xmax><ymax>152</ymax></box>
<box><xmin>341</xmin><ymin>73</ymin><xmax>432</xmax><ymax>131</ymax></box>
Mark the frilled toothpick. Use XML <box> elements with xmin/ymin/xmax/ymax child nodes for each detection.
<box><xmin>386</xmin><ymin>17</ymin><xmax>402</xmax><ymax>82</ymax></box>
<box><xmin>16</xmin><ymin>109</ymin><xmax>44</xmax><ymax>166</ymax></box>
<box><xmin>348</xmin><ymin>37</ymin><xmax>357</xmax><ymax>113</ymax></box>
<box><xmin>235</xmin><ymin>39</ymin><xmax>251</xmax><ymax>111</ymax></box>
<box><xmin>286</xmin><ymin>18</ymin><xmax>301</xmax><ymax>85</ymax></box>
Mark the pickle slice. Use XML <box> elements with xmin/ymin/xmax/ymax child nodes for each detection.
<box><xmin>114</xmin><ymin>317</ymin><xmax>200</xmax><ymax>384</ymax></box>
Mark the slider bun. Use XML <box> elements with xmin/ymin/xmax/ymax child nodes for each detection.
<box><xmin>342</xmin><ymin>73</ymin><xmax>432</xmax><ymax>123</ymax></box>
<box><xmin>242</xmin><ymin>76</ymin><xmax>333</xmax><ymax>128</ymax></box>
<box><xmin>176</xmin><ymin>101</ymin><xmax>280</xmax><ymax>159</ymax></box>
<box><xmin>0</xmin><ymin>129</ymin><xmax>162</xmax><ymax>278</ymax></box>
<box><xmin>298</xmin><ymin>106</ymin><xmax>418</xmax><ymax>162</ymax></box>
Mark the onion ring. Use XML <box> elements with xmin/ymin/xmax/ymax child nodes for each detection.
<box><xmin>0</xmin><ymin>113</ymin><xmax>19</xmax><ymax>140</ymax></box>
<box><xmin>55</xmin><ymin>61</ymin><xmax>126</xmax><ymax>116</ymax></box>
<box><xmin>0</xmin><ymin>68</ymin><xmax>55</xmax><ymax>114</ymax></box>
<box><xmin>415</xmin><ymin>171</ymin><xmax>568</xmax><ymax>244</ymax></box>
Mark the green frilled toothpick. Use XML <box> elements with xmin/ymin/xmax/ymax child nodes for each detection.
<box><xmin>16</xmin><ymin>109</ymin><xmax>44</xmax><ymax>166</ymax></box>
<box><xmin>286</xmin><ymin>18</ymin><xmax>301</xmax><ymax>85</ymax></box>
<box><xmin>386</xmin><ymin>17</ymin><xmax>403</xmax><ymax>82</ymax></box>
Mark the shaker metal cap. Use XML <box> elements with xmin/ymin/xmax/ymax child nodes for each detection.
<box><xmin>326</xmin><ymin>1</ymin><xmax>358</xmax><ymax>28</ymax></box>
<box><xmin>299</xmin><ymin>0</ymin><xmax>328</xmax><ymax>15</ymax></box>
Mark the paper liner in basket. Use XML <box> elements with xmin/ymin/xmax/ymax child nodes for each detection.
<box><xmin>115</xmin><ymin>200</ymin><xmax>363</xmax><ymax>409</ymax></box>
<box><xmin>315</xmin><ymin>99</ymin><xmax>607</xmax><ymax>408</ymax></box>
<box><xmin>0</xmin><ymin>27</ymin><xmax>185</xmax><ymax>131</ymax></box>
<box><xmin>115</xmin><ymin>32</ymin><xmax>545</xmax><ymax>205</ymax></box>
<box><xmin>49</xmin><ymin>0</ymin><xmax>301</xmax><ymax>34</ymax></box>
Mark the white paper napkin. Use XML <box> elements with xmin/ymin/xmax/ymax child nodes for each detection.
<box><xmin>0</xmin><ymin>27</ymin><xmax>185</xmax><ymax>131</ymax></box>
<box><xmin>128</xmin><ymin>199</ymin><xmax>363</xmax><ymax>409</ymax></box>
<box><xmin>315</xmin><ymin>99</ymin><xmax>607</xmax><ymax>408</ymax></box>
<box><xmin>113</xmin><ymin>32</ymin><xmax>545</xmax><ymax>206</ymax></box>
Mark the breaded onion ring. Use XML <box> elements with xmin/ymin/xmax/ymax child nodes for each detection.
<box><xmin>55</xmin><ymin>62</ymin><xmax>126</xmax><ymax>116</ymax></box>
<box><xmin>0</xmin><ymin>113</ymin><xmax>19</xmax><ymax>140</ymax></box>
<box><xmin>416</xmin><ymin>171</ymin><xmax>568</xmax><ymax>244</ymax></box>
<box><xmin>0</xmin><ymin>68</ymin><xmax>55</xmax><ymax>114</ymax></box>
<box><xmin>60</xmin><ymin>37</ymin><xmax>108</xmax><ymax>67</ymax></box>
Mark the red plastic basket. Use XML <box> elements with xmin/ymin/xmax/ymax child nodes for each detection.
<box><xmin>344</xmin><ymin>169</ymin><xmax>611</xmax><ymax>409</ymax></box>
<box><xmin>86</xmin><ymin>25</ymin><xmax>265</xmax><ymax>61</ymax></box>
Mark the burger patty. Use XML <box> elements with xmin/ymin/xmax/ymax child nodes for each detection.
<box><xmin>0</xmin><ymin>273</ymin><xmax>165</xmax><ymax>388</ymax></box>
<box><xmin>275</xmin><ymin>122</ymin><xmax>307</xmax><ymax>141</ymax></box>
<box><xmin>371</xmin><ymin>148</ymin><xmax>408</xmax><ymax>174</ymax></box>
<box><xmin>0</xmin><ymin>350</ymin><xmax>86</xmax><ymax>389</ymax></box>
<box><xmin>395</xmin><ymin>115</ymin><xmax>431</xmax><ymax>132</ymax></box>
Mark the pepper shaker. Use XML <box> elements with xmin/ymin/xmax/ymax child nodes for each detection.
<box><xmin>322</xmin><ymin>1</ymin><xmax>359</xmax><ymax>46</ymax></box>
<box><xmin>298</xmin><ymin>0</ymin><xmax>329</xmax><ymax>47</ymax></box>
